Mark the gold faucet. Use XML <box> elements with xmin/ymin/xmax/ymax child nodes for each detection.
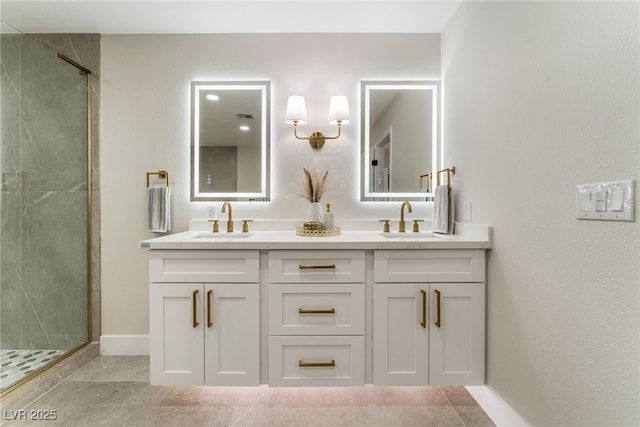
<box><xmin>221</xmin><ymin>201</ymin><xmax>233</xmax><ymax>232</ymax></box>
<box><xmin>399</xmin><ymin>201</ymin><xmax>412</xmax><ymax>232</ymax></box>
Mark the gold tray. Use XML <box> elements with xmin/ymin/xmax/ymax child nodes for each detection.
<box><xmin>296</xmin><ymin>227</ymin><xmax>342</xmax><ymax>237</ymax></box>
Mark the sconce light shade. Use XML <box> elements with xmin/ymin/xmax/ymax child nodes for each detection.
<box><xmin>286</xmin><ymin>94</ymin><xmax>349</xmax><ymax>149</ymax></box>
<box><xmin>328</xmin><ymin>95</ymin><xmax>350</xmax><ymax>125</ymax></box>
<box><xmin>285</xmin><ymin>95</ymin><xmax>307</xmax><ymax>124</ymax></box>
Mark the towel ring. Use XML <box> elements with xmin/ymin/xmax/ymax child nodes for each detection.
<box><xmin>419</xmin><ymin>173</ymin><xmax>432</xmax><ymax>193</ymax></box>
<box><xmin>146</xmin><ymin>170</ymin><xmax>169</xmax><ymax>188</ymax></box>
<box><xmin>436</xmin><ymin>167</ymin><xmax>456</xmax><ymax>188</ymax></box>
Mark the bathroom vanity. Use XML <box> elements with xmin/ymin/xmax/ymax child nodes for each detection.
<box><xmin>142</xmin><ymin>222</ymin><xmax>492</xmax><ymax>388</ymax></box>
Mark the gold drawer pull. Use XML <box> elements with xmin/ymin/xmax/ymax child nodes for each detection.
<box><xmin>192</xmin><ymin>290</ymin><xmax>199</xmax><ymax>328</ymax></box>
<box><xmin>299</xmin><ymin>360</ymin><xmax>336</xmax><ymax>367</ymax></box>
<box><xmin>434</xmin><ymin>289</ymin><xmax>442</xmax><ymax>328</ymax></box>
<box><xmin>299</xmin><ymin>264</ymin><xmax>336</xmax><ymax>270</ymax></box>
<box><xmin>298</xmin><ymin>308</ymin><xmax>336</xmax><ymax>314</ymax></box>
<box><xmin>420</xmin><ymin>289</ymin><xmax>427</xmax><ymax>329</ymax></box>
<box><xmin>207</xmin><ymin>290</ymin><xmax>213</xmax><ymax>328</ymax></box>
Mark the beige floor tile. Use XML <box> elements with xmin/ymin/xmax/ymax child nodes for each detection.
<box><xmin>68</xmin><ymin>355</ymin><xmax>150</xmax><ymax>382</ymax></box>
<box><xmin>440</xmin><ymin>386</ymin><xmax>479</xmax><ymax>406</ymax></box>
<box><xmin>453</xmin><ymin>405</ymin><xmax>497</xmax><ymax>427</ymax></box>
<box><xmin>2</xmin><ymin>356</ymin><xmax>495</xmax><ymax>427</ymax></box>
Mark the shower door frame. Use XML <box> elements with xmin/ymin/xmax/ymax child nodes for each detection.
<box><xmin>0</xmin><ymin>51</ymin><xmax>94</xmax><ymax>398</ymax></box>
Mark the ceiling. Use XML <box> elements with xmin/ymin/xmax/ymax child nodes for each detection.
<box><xmin>0</xmin><ymin>1</ymin><xmax>462</xmax><ymax>34</ymax></box>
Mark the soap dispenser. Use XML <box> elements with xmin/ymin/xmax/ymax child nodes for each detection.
<box><xmin>324</xmin><ymin>203</ymin><xmax>335</xmax><ymax>231</ymax></box>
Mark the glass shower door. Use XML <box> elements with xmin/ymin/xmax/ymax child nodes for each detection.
<box><xmin>0</xmin><ymin>24</ymin><xmax>91</xmax><ymax>393</ymax></box>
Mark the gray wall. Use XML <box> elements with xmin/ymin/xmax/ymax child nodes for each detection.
<box><xmin>0</xmin><ymin>32</ymin><xmax>100</xmax><ymax>349</ymax></box>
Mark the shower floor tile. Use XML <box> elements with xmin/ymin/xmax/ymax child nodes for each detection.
<box><xmin>0</xmin><ymin>349</ymin><xmax>66</xmax><ymax>392</ymax></box>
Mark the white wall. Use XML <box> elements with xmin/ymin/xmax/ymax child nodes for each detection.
<box><xmin>442</xmin><ymin>2</ymin><xmax>639</xmax><ymax>426</ymax></box>
<box><xmin>101</xmin><ymin>34</ymin><xmax>440</xmax><ymax>337</ymax></box>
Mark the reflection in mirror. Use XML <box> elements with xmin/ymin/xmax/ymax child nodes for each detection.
<box><xmin>191</xmin><ymin>81</ymin><xmax>270</xmax><ymax>201</ymax></box>
<box><xmin>361</xmin><ymin>81</ymin><xmax>439</xmax><ymax>201</ymax></box>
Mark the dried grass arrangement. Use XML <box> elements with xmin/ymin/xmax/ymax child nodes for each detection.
<box><xmin>302</xmin><ymin>168</ymin><xmax>329</xmax><ymax>203</ymax></box>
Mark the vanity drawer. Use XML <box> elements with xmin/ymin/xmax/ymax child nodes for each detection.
<box><xmin>150</xmin><ymin>250</ymin><xmax>259</xmax><ymax>283</ymax></box>
<box><xmin>269</xmin><ymin>283</ymin><xmax>365</xmax><ymax>335</ymax></box>
<box><xmin>268</xmin><ymin>250</ymin><xmax>365</xmax><ymax>283</ymax></box>
<box><xmin>268</xmin><ymin>336</ymin><xmax>364</xmax><ymax>387</ymax></box>
<box><xmin>374</xmin><ymin>250</ymin><xmax>485</xmax><ymax>283</ymax></box>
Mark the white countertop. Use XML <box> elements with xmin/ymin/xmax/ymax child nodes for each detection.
<box><xmin>140</xmin><ymin>221</ymin><xmax>492</xmax><ymax>250</ymax></box>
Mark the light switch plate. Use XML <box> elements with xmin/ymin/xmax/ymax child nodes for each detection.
<box><xmin>576</xmin><ymin>180</ymin><xmax>635</xmax><ymax>221</ymax></box>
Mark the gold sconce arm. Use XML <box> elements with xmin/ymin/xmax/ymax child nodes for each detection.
<box><xmin>292</xmin><ymin>121</ymin><xmax>343</xmax><ymax>149</ymax></box>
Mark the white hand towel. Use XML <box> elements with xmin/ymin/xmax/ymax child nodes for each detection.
<box><xmin>432</xmin><ymin>184</ymin><xmax>454</xmax><ymax>234</ymax></box>
<box><xmin>148</xmin><ymin>185</ymin><xmax>171</xmax><ymax>233</ymax></box>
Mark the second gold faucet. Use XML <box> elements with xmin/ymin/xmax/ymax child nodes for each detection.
<box><xmin>221</xmin><ymin>201</ymin><xmax>233</xmax><ymax>233</ymax></box>
<box><xmin>399</xmin><ymin>201</ymin><xmax>412</xmax><ymax>232</ymax></box>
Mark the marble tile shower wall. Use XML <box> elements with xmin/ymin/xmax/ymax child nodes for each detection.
<box><xmin>0</xmin><ymin>33</ymin><xmax>100</xmax><ymax>351</ymax></box>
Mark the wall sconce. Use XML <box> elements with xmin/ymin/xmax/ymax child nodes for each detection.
<box><xmin>285</xmin><ymin>95</ymin><xmax>350</xmax><ymax>149</ymax></box>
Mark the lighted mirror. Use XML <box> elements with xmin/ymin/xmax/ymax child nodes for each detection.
<box><xmin>361</xmin><ymin>80</ymin><xmax>439</xmax><ymax>201</ymax></box>
<box><xmin>191</xmin><ymin>81</ymin><xmax>270</xmax><ymax>201</ymax></box>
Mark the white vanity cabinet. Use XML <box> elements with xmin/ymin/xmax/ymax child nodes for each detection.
<box><xmin>267</xmin><ymin>250</ymin><xmax>366</xmax><ymax>386</ymax></box>
<box><xmin>149</xmin><ymin>250</ymin><xmax>260</xmax><ymax>386</ymax></box>
<box><xmin>144</xmin><ymin>226</ymin><xmax>492</xmax><ymax>388</ymax></box>
<box><xmin>373</xmin><ymin>250</ymin><xmax>486</xmax><ymax>386</ymax></box>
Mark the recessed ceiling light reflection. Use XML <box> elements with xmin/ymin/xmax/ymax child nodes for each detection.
<box><xmin>206</xmin><ymin>94</ymin><xmax>219</xmax><ymax>101</ymax></box>
<box><xmin>239</xmin><ymin>125</ymin><xmax>250</xmax><ymax>132</ymax></box>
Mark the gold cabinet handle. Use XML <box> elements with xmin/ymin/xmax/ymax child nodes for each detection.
<box><xmin>192</xmin><ymin>290</ymin><xmax>199</xmax><ymax>328</ymax></box>
<box><xmin>298</xmin><ymin>308</ymin><xmax>336</xmax><ymax>314</ymax></box>
<box><xmin>299</xmin><ymin>264</ymin><xmax>336</xmax><ymax>270</ymax></box>
<box><xmin>420</xmin><ymin>289</ymin><xmax>427</xmax><ymax>328</ymax></box>
<box><xmin>434</xmin><ymin>289</ymin><xmax>441</xmax><ymax>328</ymax></box>
<box><xmin>207</xmin><ymin>290</ymin><xmax>213</xmax><ymax>328</ymax></box>
<box><xmin>299</xmin><ymin>360</ymin><xmax>336</xmax><ymax>367</ymax></box>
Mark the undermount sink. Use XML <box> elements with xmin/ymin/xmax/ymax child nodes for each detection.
<box><xmin>195</xmin><ymin>232</ymin><xmax>253</xmax><ymax>238</ymax></box>
<box><xmin>379</xmin><ymin>232</ymin><xmax>438</xmax><ymax>238</ymax></box>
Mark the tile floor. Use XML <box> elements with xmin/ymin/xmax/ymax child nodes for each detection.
<box><xmin>1</xmin><ymin>356</ymin><xmax>495</xmax><ymax>426</ymax></box>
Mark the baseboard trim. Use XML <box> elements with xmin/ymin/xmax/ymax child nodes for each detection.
<box><xmin>100</xmin><ymin>335</ymin><xmax>150</xmax><ymax>355</ymax></box>
<box><xmin>466</xmin><ymin>385</ymin><xmax>529</xmax><ymax>427</ymax></box>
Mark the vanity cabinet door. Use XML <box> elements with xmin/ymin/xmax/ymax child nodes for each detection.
<box><xmin>150</xmin><ymin>283</ymin><xmax>205</xmax><ymax>385</ymax></box>
<box><xmin>204</xmin><ymin>283</ymin><xmax>260</xmax><ymax>386</ymax></box>
<box><xmin>428</xmin><ymin>283</ymin><xmax>485</xmax><ymax>385</ymax></box>
<box><xmin>373</xmin><ymin>284</ymin><xmax>429</xmax><ymax>386</ymax></box>
<box><xmin>149</xmin><ymin>283</ymin><xmax>260</xmax><ymax>386</ymax></box>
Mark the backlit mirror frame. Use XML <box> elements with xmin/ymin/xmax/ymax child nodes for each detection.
<box><xmin>191</xmin><ymin>81</ymin><xmax>270</xmax><ymax>201</ymax></box>
<box><xmin>361</xmin><ymin>80</ymin><xmax>440</xmax><ymax>201</ymax></box>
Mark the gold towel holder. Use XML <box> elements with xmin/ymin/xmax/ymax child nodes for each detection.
<box><xmin>419</xmin><ymin>173</ymin><xmax>432</xmax><ymax>193</ymax></box>
<box><xmin>436</xmin><ymin>166</ymin><xmax>456</xmax><ymax>188</ymax></box>
<box><xmin>146</xmin><ymin>170</ymin><xmax>169</xmax><ymax>188</ymax></box>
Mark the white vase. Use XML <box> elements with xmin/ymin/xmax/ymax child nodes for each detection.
<box><xmin>306</xmin><ymin>202</ymin><xmax>323</xmax><ymax>224</ymax></box>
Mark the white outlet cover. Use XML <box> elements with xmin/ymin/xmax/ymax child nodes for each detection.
<box><xmin>463</xmin><ymin>201</ymin><xmax>472</xmax><ymax>221</ymax></box>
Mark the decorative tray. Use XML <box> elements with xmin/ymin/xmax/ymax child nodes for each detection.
<box><xmin>295</xmin><ymin>227</ymin><xmax>342</xmax><ymax>237</ymax></box>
